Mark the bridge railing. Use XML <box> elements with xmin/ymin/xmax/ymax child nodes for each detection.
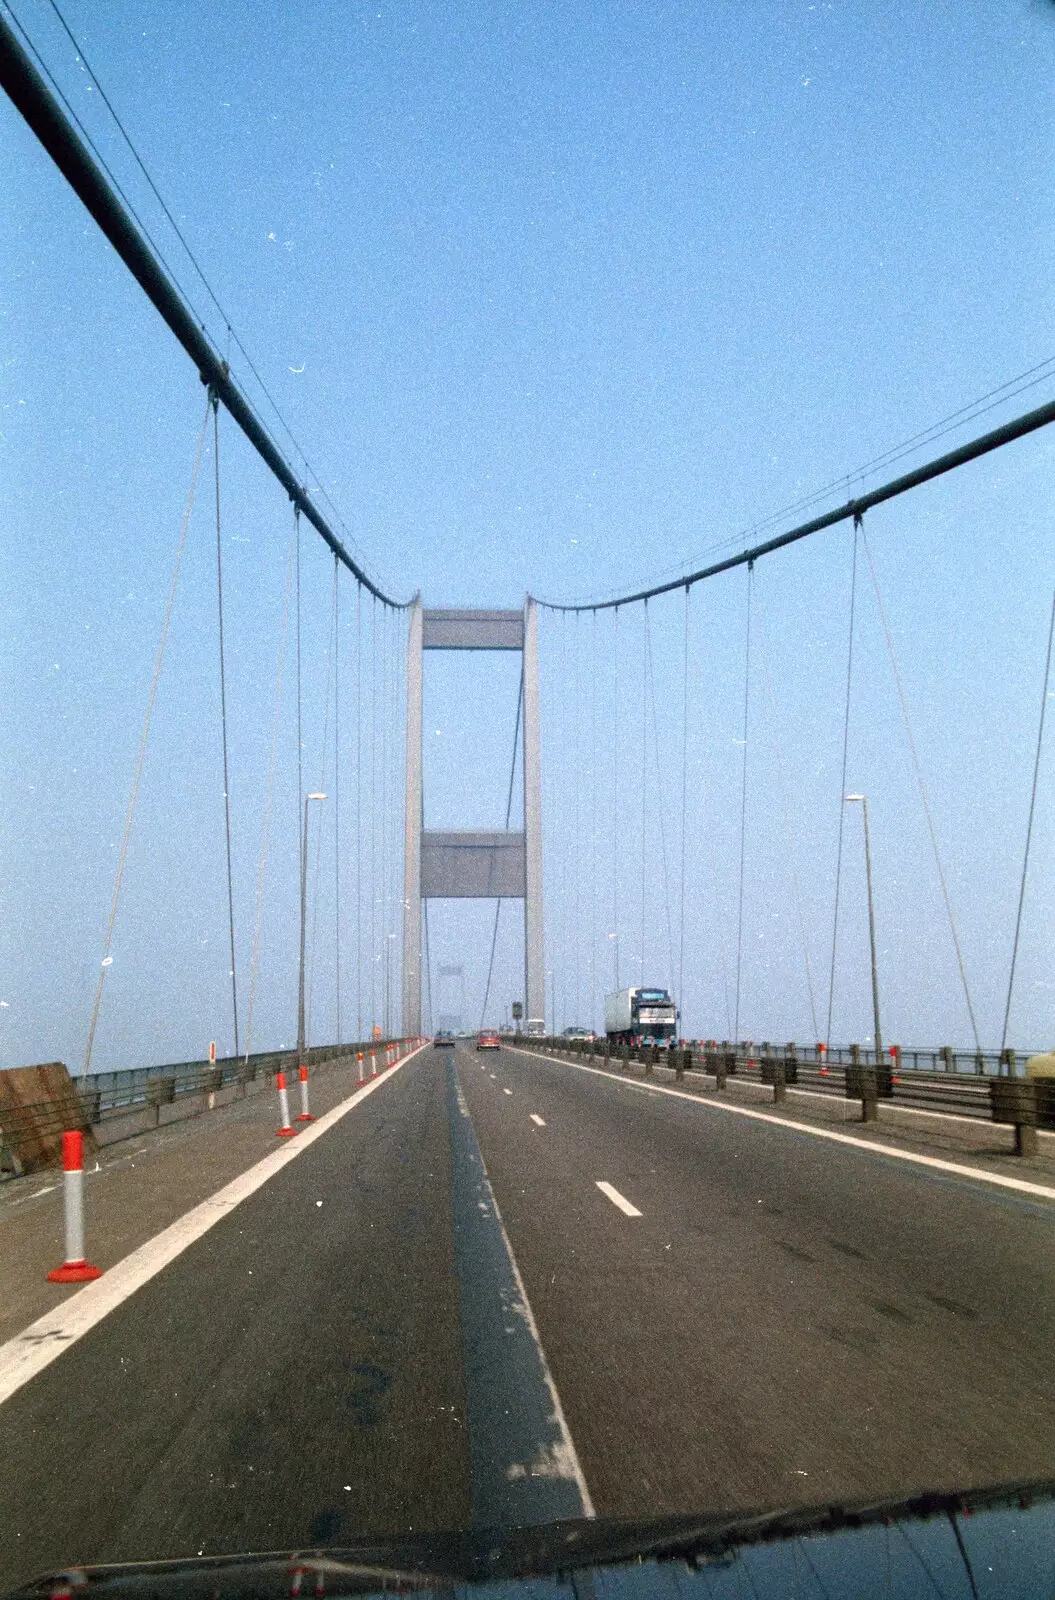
<box><xmin>511</xmin><ymin>1034</ymin><xmax>1055</xmax><ymax>1154</ymax></box>
<box><xmin>0</xmin><ymin>1040</ymin><xmax>417</xmax><ymax>1177</ymax></box>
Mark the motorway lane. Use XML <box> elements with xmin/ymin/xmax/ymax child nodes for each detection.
<box><xmin>456</xmin><ymin>1042</ymin><xmax>1055</xmax><ymax>1520</ymax></box>
<box><xmin>0</xmin><ymin>1051</ymin><xmax>470</xmax><ymax>1591</ymax></box>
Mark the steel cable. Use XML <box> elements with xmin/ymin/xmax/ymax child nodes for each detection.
<box><xmin>211</xmin><ymin>398</ymin><xmax>240</xmax><ymax>1056</ymax></box>
<box><xmin>733</xmin><ymin>567</ymin><xmax>752</xmax><ymax>1044</ymax></box>
<box><xmin>860</xmin><ymin>519</ymin><xmax>981</xmax><ymax>1052</ymax></box>
<box><xmin>82</xmin><ymin>393</ymin><xmax>211</xmax><ymax>1076</ymax></box>
<box><xmin>825</xmin><ymin>521</ymin><xmax>859</xmax><ymax>1050</ymax></box>
<box><xmin>242</xmin><ymin>514</ymin><xmax>297</xmax><ymax>1062</ymax></box>
<box><xmin>478</xmin><ymin>668</ymin><xmax>524</xmax><ymax>1030</ymax></box>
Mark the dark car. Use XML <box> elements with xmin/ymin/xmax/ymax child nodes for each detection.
<box><xmin>433</xmin><ymin>1030</ymin><xmax>456</xmax><ymax>1048</ymax></box>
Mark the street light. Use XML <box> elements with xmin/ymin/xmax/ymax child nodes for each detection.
<box><xmin>844</xmin><ymin>794</ymin><xmax>882</xmax><ymax>1060</ymax></box>
<box><xmin>298</xmin><ymin>792</ymin><xmax>327</xmax><ymax>1065</ymax></box>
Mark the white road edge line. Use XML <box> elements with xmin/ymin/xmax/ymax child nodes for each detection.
<box><xmin>508</xmin><ymin>1048</ymin><xmax>1055</xmax><ymax>1204</ymax></box>
<box><xmin>596</xmin><ymin>1180</ymin><xmax>643</xmax><ymax>1217</ymax></box>
<box><xmin>0</xmin><ymin>1045</ymin><xmax>429</xmax><ymax>1409</ymax></box>
<box><xmin>530</xmin><ymin>1114</ymin><xmax>546</xmax><ymax>1127</ymax></box>
<box><xmin>451</xmin><ymin>1073</ymin><xmax>595</xmax><ymax>1519</ymax></box>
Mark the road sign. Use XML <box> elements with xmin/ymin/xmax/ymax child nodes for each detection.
<box><xmin>512</xmin><ymin>1002</ymin><xmax>523</xmax><ymax>1020</ymax></box>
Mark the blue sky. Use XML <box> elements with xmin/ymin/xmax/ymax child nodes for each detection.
<box><xmin>2</xmin><ymin>1</ymin><xmax>1054</xmax><ymax>1069</ymax></box>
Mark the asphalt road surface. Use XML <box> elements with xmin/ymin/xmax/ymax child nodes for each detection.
<box><xmin>0</xmin><ymin>1038</ymin><xmax>1053</xmax><ymax>1591</ymax></box>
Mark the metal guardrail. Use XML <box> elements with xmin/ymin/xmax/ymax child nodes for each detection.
<box><xmin>513</xmin><ymin>1036</ymin><xmax>1055</xmax><ymax>1154</ymax></box>
<box><xmin>0</xmin><ymin>1040</ymin><xmax>412</xmax><ymax>1175</ymax></box>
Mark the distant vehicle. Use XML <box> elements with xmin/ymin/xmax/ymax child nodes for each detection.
<box><xmin>605</xmin><ymin>986</ymin><xmax>678</xmax><ymax>1048</ymax></box>
<box><xmin>563</xmin><ymin>1026</ymin><xmax>594</xmax><ymax>1041</ymax></box>
<box><xmin>476</xmin><ymin>1031</ymin><xmax>501</xmax><ymax>1051</ymax></box>
<box><xmin>525</xmin><ymin>1017</ymin><xmax>546</xmax><ymax>1037</ymax></box>
<box><xmin>433</xmin><ymin>1030</ymin><xmax>456</xmax><ymax>1048</ymax></box>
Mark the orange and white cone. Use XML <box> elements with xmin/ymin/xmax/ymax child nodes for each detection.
<box><xmin>295</xmin><ymin>1063</ymin><xmax>315</xmax><ymax>1122</ymax></box>
<box><xmin>275</xmin><ymin>1071</ymin><xmax>296</xmax><ymax>1137</ymax></box>
<box><xmin>47</xmin><ymin>1131</ymin><xmax>103</xmax><ymax>1283</ymax></box>
<box><xmin>357</xmin><ymin>1050</ymin><xmax>366</xmax><ymax>1087</ymax></box>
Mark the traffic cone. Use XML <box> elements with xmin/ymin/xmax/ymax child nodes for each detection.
<box><xmin>47</xmin><ymin>1131</ymin><xmax>103</xmax><ymax>1283</ymax></box>
<box><xmin>295</xmin><ymin>1063</ymin><xmax>315</xmax><ymax>1122</ymax></box>
<box><xmin>275</xmin><ymin>1071</ymin><xmax>296</xmax><ymax>1137</ymax></box>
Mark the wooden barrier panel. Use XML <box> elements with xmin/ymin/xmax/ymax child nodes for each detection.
<box><xmin>0</xmin><ymin>1063</ymin><xmax>97</xmax><ymax>1175</ymax></box>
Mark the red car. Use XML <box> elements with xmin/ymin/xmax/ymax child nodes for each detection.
<box><xmin>476</xmin><ymin>1031</ymin><xmax>501</xmax><ymax>1051</ymax></box>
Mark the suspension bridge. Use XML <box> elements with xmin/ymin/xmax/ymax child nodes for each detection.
<box><xmin>2</xmin><ymin>9</ymin><xmax>1055</xmax><ymax>1590</ymax></box>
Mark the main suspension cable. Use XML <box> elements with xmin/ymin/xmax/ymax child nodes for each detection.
<box><xmin>211</xmin><ymin>397</ymin><xmax>240</xmax><ymax>1057</ymax></box>
<box><xmin>1000</xmin><ymin>586</ymin><xmax>1055</xmax><ymax>1052</ymax></box>
<box><xmin>82</xmin><ymin>393</ymin><xmax>211</xmax><ymax>1076</ymax></box>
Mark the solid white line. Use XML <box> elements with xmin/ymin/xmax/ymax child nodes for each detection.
<box><xmin>508</xmin><ymin>1048</ymin><xmax>1055</xmax><ymax>1204</ymax></box>
<box><xmin>596</xmin><ymin>1180</ymin><xmax>642</xmax><ymax>1217</ymax></box>
<box><xmin>451</xmin><ymin>1074</ymin><xmax>595</xmax><ymax>1517</ymax></box>
<box><xmin>530</xmin><ymin>1114</ymin><xmax>546</xmax><ymax>1127</ymax></box>
<box><xmin>0</xmin><ymin>1045</ymin><xmax>428</xmax><ymax>1409</ymax></box>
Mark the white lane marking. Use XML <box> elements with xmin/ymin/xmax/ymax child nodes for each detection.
<box><xmin>596</xmin><ymin>1180</ymin><xmax>642</xmax><ymax>1217</ymax></box>
<box><xmin>530</xmin><ymin>1114</ymin><xmax>546</xmax><ymax>1127</ymax></box>
<box><xmin>489</xmin><ymin>1073</ymin><xmax>497</xmax><ymax>1080</ymax></box>
<box><xmin>507</xmin><ymin>1048</ymin><xmax>1055</xmax><ymax>1204</ymax></box>
<box><xmin>450</xmin><ymin>1072</ymin><xmax>594</xmax><ymax>1517</ymax></box>
<box><xmin>503</xmin><ymin>1087</ymin><xmax>513</xmax><ymax>1096</ymax></box>
<box><xmin>0</xmin><ymin>1045</ymin><xmax>430</xmax><ymax>1409</ymax></box>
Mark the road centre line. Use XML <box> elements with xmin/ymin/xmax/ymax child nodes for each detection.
<box><xmin>530</xmin><ymin>1114</ymin><xmax>546</xmax><ymax>1127</ymax></box>
<box><xmin>596</xmin><ymin>1180</ymin><xmax>643</xmax><ymax>1217</ymax></box>
<box><xmin>508</xmin><ymin>1048</ymin><xmax>1055</xmax><ymax>1204</ymax></box>
<box><xmin>503</xmin><ymin>1087</ymin><xmax>513</xmax><ymax>1095</ymax></box>
<box><xmin>0</xmin><ymin>1044</ymin><xmax>429</xmax><ymax>1409</ymax></box>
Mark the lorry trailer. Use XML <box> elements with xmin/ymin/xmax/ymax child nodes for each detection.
<box><xmin>604</xmin><ymin>986</ymin><xmax>678</xmax><ymax>1047</ymax></box>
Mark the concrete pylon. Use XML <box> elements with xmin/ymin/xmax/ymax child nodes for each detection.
<box><xmin>401</xmin><ymin>600</ymin><xmax>544</xmax><ymax>1035</ymax></box>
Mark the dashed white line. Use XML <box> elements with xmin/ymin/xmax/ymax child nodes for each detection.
<box><xmin>510</xmin><ymin>1048</ymin><xmax>1055</xmax><ymax>1205</ymax></box>
<box><xmin>489</xmin><ymin>1074</ymin><xmax>497</xmax><ymax>1080</ymax></box>
<box><xmin>530</xmin><ymin>1114</ymin><xmax>546</xmax><ymax>1127</ymax></box>
<box><xmin>503</xmin><ymin>1087</ymin><xmax>513</xmax><ymax>1096</ymax></box>
<box><xmin>596</xmin><ymin>1180</ymin><xmax>642</xmax><ymax>1217</ymax></box>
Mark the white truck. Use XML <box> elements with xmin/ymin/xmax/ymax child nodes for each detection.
<box><xmin>604</xmin><ymin>986</ymin><xmax>678</xmax><ymax>1047</ymax></box>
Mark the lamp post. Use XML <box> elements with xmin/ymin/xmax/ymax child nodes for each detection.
<box><xmin>298</xmin><ymin>792</ymin><xmax>327</xmax><ymax>1065</ymax></box>
<box><xmin>844</xmin><ymin>793</ymin><xmax>882</xmax><ymax>1061</ymax></box>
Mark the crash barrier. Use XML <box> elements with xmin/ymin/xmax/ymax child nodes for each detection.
<box><xmin>46</xmin><ymin>1129</ymin><xmax>102</xmax><ymax>1283</ymax></box>
<box><xmin>511</xmin><ymin>1035</ymin><xmax>1054</xmax><ymax>1158</ymax></box>
<box><xmin>0</xmin><ymin>1039</ymin><xmax>425</xmax><ymax>1177</ymax></box>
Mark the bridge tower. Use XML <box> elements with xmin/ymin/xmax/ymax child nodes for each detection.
<box><xmin>402</xmin><ymin>600</ymin><xmax>544</xmax><ymax>1036</ymax></box>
